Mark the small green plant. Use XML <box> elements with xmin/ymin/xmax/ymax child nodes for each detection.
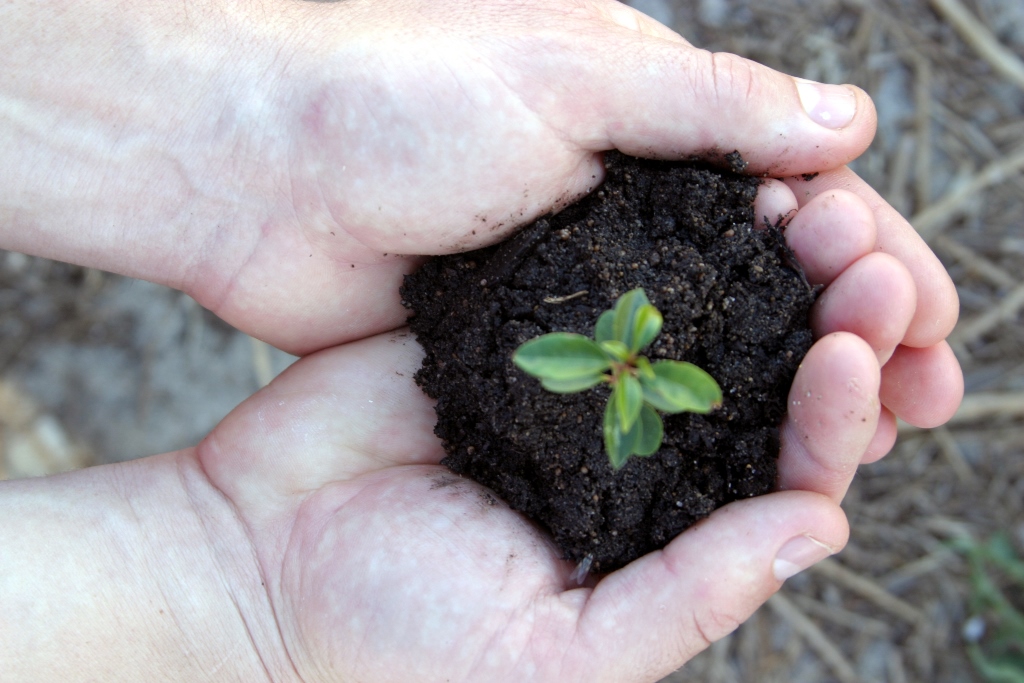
<box><xmin>953</xmin><ymin>533</ymin><xmax>1024</xmax><ymax>682</ymax></box>
<box><xmin>512</xmin><ymin>288</ymin><xmax>722</xmax><ymax>469</ymax></box>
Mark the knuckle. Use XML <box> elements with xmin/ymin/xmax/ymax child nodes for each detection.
<box><xmin>699</xmin><ymin>50</ymin><xmax>758</xmax><ymax>109</ymax></box>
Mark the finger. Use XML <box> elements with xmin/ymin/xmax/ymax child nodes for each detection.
<box><xmin>777</xmin><ymin>332</ymin><xmax>881</xmax><ymax>501</ymax></box>
<box><xmin>782</xmin><ymin>189</ymin><xmax>877</xmax><ymax>286</ymax></box>
<box><xmin>197</xmin><ymin>331</ymin><xmax>443</xmax><ymax>517</ymax></box>
<box><xmin>811</xmin><ymin>252</ymin><xmax>917</xmax><ymax>364</ymax></box>
<box><xmin>862</xmin><ymin>406</ymin><xmax>897</xmax><ymax>465</ymax></box>
<box><xmin>568</xmin><ymin>29</ymin><xmax>877</xmax><ymax>175</ymax></box>
<box><xmin>784</xmin><ymin>167</ymin><xmax>959</xmax><ymax>347</ymax></box>
<box><xmin>753</xmin><ymin>178</ymin><xmax>798</xmax><ymax>229</ymax></box>
<box><xmin>880</xmin><ymin>342</ymin><xmax>964</xmax><ymax>428</ymax></box>
<box><xmin>571</xmin><ymin>491</ymin><xmax>848</xmax><ymax>682</ymax></box>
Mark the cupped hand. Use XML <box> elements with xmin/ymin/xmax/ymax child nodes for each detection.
<box><xmin>193</xmin><ymin>331</ymin><xmax>852</xmax><ymax>683</ymax></box>
<box><xmin>188</xmin><ymin>182</ymin><xmax>959</xmax><ymax>682</ymax></box>
<box><xmin>187</xmin><ymin>0</ymin><xmax>879</xmax><ymax>353</ymax></box>
<box><xmin>196</xmin><ymin>0</ymin><xmax>960</xmax><ymax>442</ymax></box>
<box><xmin>753</xmin><ymin>182</ymin><xmax>962</xmax><ymax>491</ymax></box>
<box><xmin>8</xmin><ymin>0</ymin><xmax>960</xmax><ymax>437</ymax></box>
<box><xmin>7</xmin><ymin>0</ymin><xmax>875</xmax><ymax>354</ymax></box>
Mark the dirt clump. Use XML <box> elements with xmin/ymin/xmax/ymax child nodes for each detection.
<box><xmin>403</xmin><ymin>152</ymin><xmax>816</xmax><ymax>572</ymax></box>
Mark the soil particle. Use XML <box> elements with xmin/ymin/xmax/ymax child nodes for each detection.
<box><xmin>402</xmin><ymin>152</ymin><xmax>816</xmax><ymax>572</ymax></box>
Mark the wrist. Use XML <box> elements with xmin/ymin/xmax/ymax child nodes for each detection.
<box><xmin>0</xmin><ymin>451</ymin><xmax>287</xmax><ymax>682</ymax></box>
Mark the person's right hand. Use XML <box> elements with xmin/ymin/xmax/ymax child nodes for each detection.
<box><xmin>3</xmin><ymin>0</ymin><xmax>960</xmax><ymax>461</ymax></box>
<box><xmin>7</xmin><ymin>0</ymin><xmax>909</xmax><ymax>352</ymax></box>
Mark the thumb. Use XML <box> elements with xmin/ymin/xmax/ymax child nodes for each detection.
<box><xmin>562</xmin><ymin>17</ymin><xmax>876</xmax><ymax>175</ymax></box>
<box><xmin>570</xmin><ymin>491</ymin><xmax>849</xmax><ymax>683</ymax></box>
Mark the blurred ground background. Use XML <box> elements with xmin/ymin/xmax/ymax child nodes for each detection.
<box><xmin>1</xmin><ymin>0</ymin><xmax>1022</xmax><ymax>681</ymax></box>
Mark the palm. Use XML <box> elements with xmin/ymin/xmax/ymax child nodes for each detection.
<box><xmin>283</xmin><ymin>464</ymin><xmax>579</xmax><ymax>681</ymax></box>
<box><xmin>199</xmin><ymin>335</ymin><xmax>598</xmax><ymax>681</ymax></box>
<box><xmin>192</xmin><ymin>335</ymin><xmax>682</xmax><ymax>683</ymax></box>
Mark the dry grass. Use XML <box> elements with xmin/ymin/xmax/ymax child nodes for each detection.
<box><xmin>661</xmin><ymin>0</ymin><xmax>1024</xmax><ymax>681</ymax></box>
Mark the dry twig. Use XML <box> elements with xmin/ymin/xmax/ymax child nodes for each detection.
<box><xmin>932</xmin><ymin>426</ymin><xmax>976</xmax><ymax>483</ymax></box>
<box><xmin>928</xmin><ymin>0</ymin><xmax>1024</xmax><ymax>92</ymax></box>
<box><xmin>789</xmin><ymin>593</ymin><xmax>893</xmax><ymax>638</ymax></box>
<box><xmin>768</xmin><ymin>592</ymin><xmax>863</xmax><ymax>683</ymax></box>
<box><xmin>812</xmin><ymin>558</ymin><xmax>928</xmax><ymax>625</ymax></box>
<box><xmin>950</xmin><ymin>281</ymin><xmax>1024</xmax><ymax>347</ymax></box>
<box><xmin>933</xmin><ymin>234</ymin><xmax>1017</xmax><ymax>290</ymax></box>
<box><xmin>940</xmin><ymin>391</ymin><xmax>1024</xmax><ymax>425</ymax></box>
<box><xmin>879</xmin><ymin>547</ymin><xmax>959</xmax><ymax>591</ymax></box>
<box><xmin>911</xmin><ymin>52</ymin><xmax>934</xmax><ymax>210</ymax></box>
<box><xmin>910</xmin><ymin>146</ymin><xmax>1024</xmax><ymax>241</ymax></box>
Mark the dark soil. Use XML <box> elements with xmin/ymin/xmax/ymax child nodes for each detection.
<box><xmin>402</xmin><ymin>152</ymin><xmax>816</xmax><ymax>573</ymax></box>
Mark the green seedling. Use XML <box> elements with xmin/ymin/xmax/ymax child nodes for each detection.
<box><xmin>513</xmin><ymin>288</ymin><xmax>722</xmax><ymax>470</ymax></box>
<box><xmin>952</xmin><ymin>533</ymin><xmax>1024</xmax><ymax>682</ymax></box>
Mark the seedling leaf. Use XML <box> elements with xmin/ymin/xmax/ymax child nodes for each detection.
<box><xmin>614</xmin><ymin>375</ymin><xmax>643</xmax><ymax>433</ymax></box>
<box><xmin>540</xmin><ymin>374</ymin><xmax>606</xmax><ymax>394</ymax></box>
<box><xmin>632</xmin><ymin>304</ymin><xmax>663</xmax><ymax>352</ymax></box>
<box><xmin>595</xmin><ymin>310</ymin><xmax>615</xmax><ymax>343</ymax></box>
<box><xmin>513</xmin><ymin>333</ymin><xmax>611</xmax><ymax>383</ymax></box>
<box><xmin>604</xmin><ymin>398</ymin><xmax>639</xmax><ymax>469</ymax></box>
<box><xmin>641</xmin><ymin>361</ymin><xmax>722</xmax><ymax>413</ymax></box>
<box><xmin>599</xmin><ymin>340</ymin><xmax>631</xmax><ymax>363</ymax></box>
<box><xmin>633</xmin><ymin>404</ymin><xmax>663</xmax><ymax>456</ymax></box>
<box><xmin>612</xmin><ymin>289</ymin><xmax>651</xmax><ymax>350</ymax></box>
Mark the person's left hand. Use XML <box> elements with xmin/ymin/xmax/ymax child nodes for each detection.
<box><xmin>184</xmin><ymin>328</ymin><xmax>849</xmax><ymax>683</ymax></box>
<box><xmin>170</xmin><ymin>182</ymin><xmax>956</xmax><ymax>681</ymax></box>
<box><xmin>1</xmin><ymin>198</ymin><xmax>952</xmax><ymax>679</ymax></box>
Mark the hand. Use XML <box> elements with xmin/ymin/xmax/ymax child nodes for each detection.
<box><xmin>5</xmin><ymin>0</ymin><xmax>884</xmax><ymax>355</ymax></box>
<box><xmin>6</xmin><ymin>248</ymin><xmax>952</xmax><ymax>683</ymax></box>
<box><xmin>169</xmin><ymin>171</ymin><xmax>957</xmax><ymax>681</ymax></box>
<box><xmin>4</xmin><ymin>0</ymin><xmax>960</xmax><ymax>430</ymax></box>
<box><xmin>0</xmin><ymin>320</ymin><xmax>852</xmax><ymax>682</ymax></box>
<box><xmin>757</xmin><ymin>182</ymin><xmax>962</xmax><ymax>499</ymax></box>
<box><xmin>0</xmin><ymin>1</ymin><xmax>964</xmax><ymax>681</ymax></box>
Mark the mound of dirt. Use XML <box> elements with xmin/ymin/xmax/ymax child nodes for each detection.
<box><xmin>403</xmin><ymin>152</ymin><xmax>815</xmax><ymax>572</ymax></box>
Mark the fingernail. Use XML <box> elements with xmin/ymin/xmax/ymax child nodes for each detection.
<box><xmin>795</xmin><ymin>80</ymin><xmax>857</xmax><ymax>130</ymax></box>
<box><xmin>773</xmin><ymin>535</ymin><xmax>834</xmax><ymax>581</ymax></box>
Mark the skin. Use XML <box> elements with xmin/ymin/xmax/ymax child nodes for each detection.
<box><xmin>0</xmin><ymin>1</ymin><xmax>963</xmax><ymax>681</ymax></box>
